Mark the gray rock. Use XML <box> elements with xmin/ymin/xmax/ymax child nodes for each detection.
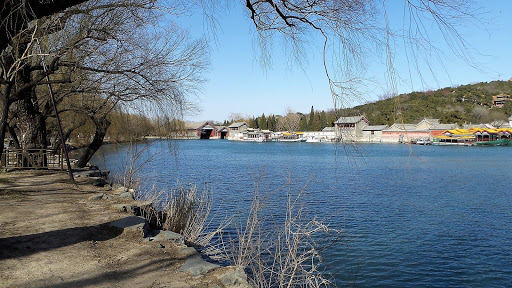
<box><xmin>178</xmin><ymin>254</ymin><xmax>220</xmax><ymax>276</ymax></box>
<box><xmin>108</xmin><ymin>216</ymin><xmax>148</xmax><ymax>237</ymax></box>
<box><xmin>91</xmin><ymin>178</ymin><xmax>107</xmax><ymax>187</ymax></box>
<box><xmin>112</xmin><ymin>204</ymin><xmax>129</xmax><ymax>212</ymax></box>
<box><xmin>148</xmin><ymin>230</ymin><xmax>185</xmax><ymax>245</ymax></box>
<box><xmin>218</xmin><ymin>267</ymin><xmax>251</xmax><ymax>288</ymax></box>
<box><xmin>88</xmin><ymin>193</ymin><xmax>105</xmax><ymax>200</ymax></box>
<box><xmin>118</xmin><ymin>191</ymin><xmax>134</xmax><ymax>200</ymax></box>
<box><xmin>87</xmin><ymin>171</ymin><xmax>103</xmax><ymax>177</ymax></box>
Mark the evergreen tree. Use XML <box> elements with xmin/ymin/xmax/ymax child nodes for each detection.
<box><xmin>308</xmin><ymin>106</ymin><xmax>315</xmax><ymax>130</ymax></box>
<box><xmin>258</xmin><ymin>113</ymin><xmax>268</xmax><ymax>129</ymax></box>
<box><xmin>300</xmin><ymin>116</ymin><xmax>308</xmax><ymax>131</ymax></box>
<box><xmin>312</xmin><ymin>112</ymin><xmax>322</xmax><ymax>131</ymax></box>
<box><xmin>320</xmin><ymin>110</ymin><xmax>327</xmax><ymax>129</ymax></box>
<box><xmin>267</xmin><ymin>115</ymin><xmax>276</xmax><ymax>131</ymax></box>
<box><xmin>248</xmin><ymin>117</ymin><xmax>257</xmax><ymax>128</ymax></box>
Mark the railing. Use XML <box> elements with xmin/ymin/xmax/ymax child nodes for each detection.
<box><xmin>1</xmin><ymin>149</ymin><xmax>63</xmax><ymax>171</ymax></box>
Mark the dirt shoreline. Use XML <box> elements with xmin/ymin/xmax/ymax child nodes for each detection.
<box><xmin>0</xmin><ymin>170</ymin><xmax>249</xmax><ymax>288</ymax></box>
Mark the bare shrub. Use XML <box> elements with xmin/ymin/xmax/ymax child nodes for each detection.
<box><xmin>161</xmin><ymin>183</ymin><xmax>213</xmax><ymax>245</ymax></box>
<box><xmin>224</xmin><ymin>177</ymin><xmax>339</xmax><ymax>287</ymax></box>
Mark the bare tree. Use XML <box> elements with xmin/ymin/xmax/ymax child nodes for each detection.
<box><xmin>1</xmin><ymin>0</ymin><xmax>208</xmax><ymax>167</ymax></box>
<box><xmin>277</xmin><ymin>108</ymin><xmax>301</xmax><ymax>132</ymax></box>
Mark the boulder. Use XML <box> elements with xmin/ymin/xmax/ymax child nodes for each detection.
<box><xmin>216</xmin><ymin>266</ymin><xmax>251</xmax><ymax>288</ymax></box>
<box><xmin>108</xmin><ymin>216</ymin><xmax>149</xmax><ymax>237</ymax></box>
<box><xmin>147</xmin><ymin>230</ymin><xmax>185</xmax><ymax>245</ymax></box>
<box><xmin>118</xmin><ymin>191</ymin><xmax>134</xmax><ymax>200</ymax></box>
<box><xmin>112</xmin><ymin>204</ymin><xmax>129</xmax><ymax>212</ymax></box>
<box><xmin>178</xmin><ymin>254</ymin><xmax>220</xmax><ymax>276</ymax></box>
<box><xmin>91</xmin><ymin>178</ymin><xmax>107</xmax><ymax>187</ymax></box>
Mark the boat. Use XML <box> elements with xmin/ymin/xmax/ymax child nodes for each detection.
<box><xmin>416</xmin><ymin>138</ymin><xmax>432</xmax><ymax>145</ymax></box>
<box><xmin>432</xmin><ymin>136</ymin><xmax>475</xmax><ymax>146</ymax></box>
<box><xmin>433</xmin><ymin>128</ymin><xmax>512</xmax><ymax>146</ymax></box>
<box><xmin>475</xmin><ymin>138</ymin><xmax>510</xmax><ymax>146</ymax></box>
<box><xmin>474</xmin><ymin>129</ymin><xmax>511</xmax><ymax>146</ymax></box>
<box><xmin>276</xmin><ymin>132</ymin><xmax>307</xmax><ymax>142</ymax></box>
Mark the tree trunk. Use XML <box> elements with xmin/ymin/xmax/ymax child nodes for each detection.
<box><xmin>15</xmin><ymin>95</ymin><xmax>48</xmax><ymax>150</ymax></box>
<box><xmin>0</xmin><ymin>87</ymin><xmax>11</xmax><ymax>158</ymax></box>
<box><xmin>7</xmin><ymin>124</ymin><xmax>21</xmax><ymax>149</ymax></box>
<box><xmin>77</xmin><ymin>117</ymin><xmax>110</xmax><ymax>168</ymax></box>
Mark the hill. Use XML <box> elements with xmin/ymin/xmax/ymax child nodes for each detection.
<box><xmin>343</xmin><ymin>80</ymin><xmax>512</xmax><ymax>126</ymax></box>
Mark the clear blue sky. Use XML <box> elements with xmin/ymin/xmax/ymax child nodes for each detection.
<box><xmin>175</xmin><ymin>1</ymin><xmax>512</xmax><ymax>122</ymax></box>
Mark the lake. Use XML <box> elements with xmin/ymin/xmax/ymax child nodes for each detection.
<box><xmin>89</xmin><ymin>140</ymin><xmax>512</xmax><ymax>287</ymax></box>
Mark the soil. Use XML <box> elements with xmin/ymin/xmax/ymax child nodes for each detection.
<box><xmin>0</xmin><ymin>170</ymin><xmax>247</xmax><ymax>288</ymax></box>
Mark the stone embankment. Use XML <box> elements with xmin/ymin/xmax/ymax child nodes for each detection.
<box><xmin>0</xmin><ymin>169</ymin><xmax>250</xmax><ymax>288</ymax></box>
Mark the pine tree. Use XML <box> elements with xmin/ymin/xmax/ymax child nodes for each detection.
<box><xmin>267</xmin><ymin>115</ymin><xmax>276</xmax><ymax>131</ymax></box>
<box><xmin>300</xmin><ymin>116</ymin><xmax>308</xmax><ymax>131</ymax></box>
<box><xmin>248</xmin><ymin>117</ymin><xmax>257</xmax><ymax>128</ymax></box>
<box><xmin>320</xmin><ymin>110</ymin><xmax>327</xmax><ymax>129</ymax></box>
<box><xmin>258</xmin><ymin>113</ymin><xmax>267</xmax><ymax>129</ymax></box>
<box><xmin>312</xmin><ymin>112</ymin><xmax>322</xmax><ymax>131</ymax></box>
<box><xmin>308</xmin><ymin>106</ymin><xmax>315</xmax><ymax>130</ymax></box>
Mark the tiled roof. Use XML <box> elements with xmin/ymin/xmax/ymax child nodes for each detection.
<box><xmin>228</xmin><ymin>122</ymin><xmax>247</xmax><ymax>128</ymax></box>
<box><xmin>362</xmin><ymin>125</ymin><xmax>388</xmax><ymax>131</ymax></box>
<box><xmin>335</xmin><ymin>116</ymin><xmax>366</xmax><ymax>124</ymax></box>
<box><xmin>385</xmin><ymin>123</ymin><xmax>417</xmax><ymax>131</ymax></box>
<box><xmin>430</xmin><ymin>123</ymin><xmax>459</xmax><ymax>130</ymax></box>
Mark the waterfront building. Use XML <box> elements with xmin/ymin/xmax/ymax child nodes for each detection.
<box><xmin>228</xmin><ymin>122</ymin><xmax>249</xmax><ymax>140</ymax></box>
<box><xmin>361</xmin><ymin>125</ymin><xmax>388</xmax><ymax>142</ymax></box>
<box><xmin>382</xmin><ymin>119</ymin><xmax>459</xmax><ymax>143</ymax></box>
<box><xmin>429</xmin><ymin>123</ymin><xmax>459</xmax><ymax>138</ymax></box>
<box><xmin>241</xmin><ymin>128</ymin><xmax>272</xmax><ymax>142</ymax></box>
<box><xmin>381</xmin><ymin>123</ymin><xmax>426</xmax><ymax>143</ymax></box>
<box><xmin>179</xmin><ymin>122</ymin><xmax>227</xmax><ymax>139</ymax></box>
<box><xmin>334</xmin><ymin>116</ymin><xmax>369</xmax><ymax>142</ymax></box>
<box><xmin>416</xmin><ymin>118</ymin><xmax>440</xmax><ymax>130</ymax></box>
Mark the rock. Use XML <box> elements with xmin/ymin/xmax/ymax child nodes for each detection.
<box><xmin>91</xmin><ymin>178</ymin><xmax>107</xmax><ymax>187</ymax></box>
<box><xmin>147</xmin><ymin>230</ymin><xmax>185</xmax><ymax>245</ymax></box>
<box><xmin>178</xmin><ymin>254</ymin><xmax>220</xmax><ymax>276</ymax></box>
<box><xmin>73</xmin><ymin>169</ymin><xmax>110</xmax><ymax>179</ymax></box>
<box><xmin>101</xmin><ymin>193</ymin><xmax>112</xmax><ymax>199</ymax></box>
<box><xmin>118</xmin><ymin>191</ymin><xmax>134</xmax><ymax>200</ymax></box>
<box><xmin>88</xmin><ymin>193</ymin><xmax>105</xmax><ymax>200</ymax></box>
<box><xmin>87</xmin><ymin>171</ymin><xmax>103</xmax><ymax>177</ymax></box>
<box><xmin>112</xmin><ymin>204</ymin><xmax>129</xmax><ymax>212</ymax></box>
<box><xmin>108</xmin><ymin>216</ymin><xmax>149</xmax><ymax>237</ymax></box>
<box><xmin>217</xmin><ymin>266</ymin><xmax>251</xmax><ymax>288</ymax></box>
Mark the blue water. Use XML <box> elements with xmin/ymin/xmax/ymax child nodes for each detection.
<box><xmin>89</xmin><ymin>140</ymin><xmax>512</xmax><ymax>287</ymax></box>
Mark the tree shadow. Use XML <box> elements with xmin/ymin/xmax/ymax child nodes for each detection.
<box><xmin>21</xmin><ymin>255</ymin><xmax>183</xmax><ymax>288</ymax></box>
<box><xmin>0</xmin><ymin>222</ymin><xmax>123</xmax><ymax>260</ymax></box>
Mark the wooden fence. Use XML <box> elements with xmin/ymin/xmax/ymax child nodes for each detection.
<box><xmin>1</xmin><ymin>149</ymin><xmax>63</xmax><ymax>171</ymax></box>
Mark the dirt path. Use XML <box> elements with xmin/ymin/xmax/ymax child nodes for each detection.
<box><xmin>0</xmin><ymin>171</ymin><xmax>248</xmax><ymax>288</ymax></box>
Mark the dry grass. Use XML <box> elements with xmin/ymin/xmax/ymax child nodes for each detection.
<box><xmin>219</xmin><ymin>177</ymin><xmax>339</xmax><ymax>287</ymax></box>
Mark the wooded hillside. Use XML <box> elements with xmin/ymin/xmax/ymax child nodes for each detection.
<box><xmin>342</xmin><ymin>80</ymin><xmax>512</xmax><ymax>126</ymax></box>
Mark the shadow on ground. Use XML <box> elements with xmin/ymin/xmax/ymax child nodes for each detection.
<box><xmin>0</xmin><ymin>222</ymin><xmax>122</xmax><ymax>260</ymax></box>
